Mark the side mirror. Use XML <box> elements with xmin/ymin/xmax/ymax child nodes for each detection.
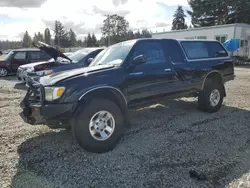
<box><xmin>132</xmin><ymin>55</ymin><xmax>146</xmax><ymax>66</ymax></box>
<box><xmin>87</xmin><ymin>58</ymin><xmax>94</xmax><ymax>65</ymax></box>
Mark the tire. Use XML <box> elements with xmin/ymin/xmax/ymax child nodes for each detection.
<box><xmin>72</xmin><ymin>98</ymin><xmax>125</xmax><ymax>153</ymax></box>
<box><xmin>198</xmin><ymin>81</ymin><xmax>224</xmax><ymax>113</ymax></box>
<box><xmin>0</xmin><ymin>67</ymin><xmax>8</xmax><ymax>77</ymax></box>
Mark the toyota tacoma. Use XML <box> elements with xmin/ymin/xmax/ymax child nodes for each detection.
<box><xmin>19</xmin><ymin>39</ymin><xmax>235</xmax><ymax>153</ymax></box>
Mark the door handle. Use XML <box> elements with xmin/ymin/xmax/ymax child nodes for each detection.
<box><xmin>165</xmin><ymin>68</ymin><xmax>171</xmax><ymax>72</ymax></box>
<box><xmin>129</xmin><ymin>72</ymin><xmax>143</xmax><ymax>76</ymax></box>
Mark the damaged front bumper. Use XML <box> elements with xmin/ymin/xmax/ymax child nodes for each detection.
<box><xmin>19</xmin><ymin>84</ymin><xmax>76</xmax><ymax>128</ymax></box>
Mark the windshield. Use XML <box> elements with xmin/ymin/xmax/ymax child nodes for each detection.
<box><xmin>4</xmin><ymin>51</ymin><xmax>14</xmax><ymax>61</ymax></box>
<box><xmin>89</xmin><ymin>40</ymin><xmax>136</xmax><ymax>67</ymax></box>
<box><xmin>69</xmin><ymin>49</ymin><xmax>95</xmax><ymax>63</ymax></box>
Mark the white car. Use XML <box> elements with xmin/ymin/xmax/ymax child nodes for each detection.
<box><xmin>16</xmin><ymin>52</ymin><xmax>72</xmax><ymax>83</ymax></box>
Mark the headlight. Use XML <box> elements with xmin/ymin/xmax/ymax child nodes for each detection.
<box><xmin>36</xmin><ymin>70</ymin><xmax>53</xmax><ymax>76</ymax></box>
<box><xmin>26</xmin><ymin>67</ymin><xmax>34</xmax><ymax>72</ymax></box>
<box><xmin>44</xmin><ymin>87</ymin><xmax>65</xmax><ymax>101</ymax></box>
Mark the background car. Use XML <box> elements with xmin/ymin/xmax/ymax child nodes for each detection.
<box><xmin>23</xmin><ymin>42</ymin><xmax>104</xmax><ymax>84</ymax></box>
<box><xmin>17</xmin><ymin>52</ymin><xmax>73</xmax><ymax>83</ymax></box>
<box><xmin>0</xmin><ymin>48</ymin><xmax>51</xmax><ymax>77</ymax></box>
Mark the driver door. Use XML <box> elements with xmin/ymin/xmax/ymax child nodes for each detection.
<box><xmin>126</xmin><ymin>40</ymin><xmax>175</xmax><ymax>102</ymax></box>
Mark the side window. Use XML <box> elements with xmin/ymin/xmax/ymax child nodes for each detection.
<box><xmin>132</xmin><ymin>41</ymin><xmax>165</xmax><ymax>64</ymax></box>
<box><xmin>162</xmin><ymin>40</ymin><xmax>185</xmax><ymax>63</ymax></box>
<box><xmin>14</xmin><ymin>52</ymin><xmax>26</xmax><ymax>60</ymax></box>
<box><xmin>40</xmin><ymin>51</ymin><xmax>51</xmax><ymax>59</ymax></box>
<box><xmin>181</xmin><ymin>41</ymin><xmax>209</xmax><ymax>59</ymax></box>
<box><xmin>205</xmin><ymin>42</ymin><xmax>228</xmax><ymax>57</ymax></box>
<box><xmin>29</xmin><ymin>51</ymin><xmax>40</xmax><ymax>60</ymax></box>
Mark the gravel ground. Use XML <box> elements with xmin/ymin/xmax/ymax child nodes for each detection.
<box><xmin>1</xmin><ymin>67</ymin><xmax>250</xmax><ymax>188</ymax></box>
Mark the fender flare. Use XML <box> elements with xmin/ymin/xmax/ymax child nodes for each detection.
<box><xmin>201</xmin><ymin>70</ymin><xmax>224</xmax><ymax>90</ymax></box>
<box><xmin>78</xmin><ymin>85</ymin><xmax>127</xmax><ymax>105</ymax></box>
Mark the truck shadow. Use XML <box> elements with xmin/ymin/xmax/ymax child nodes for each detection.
<box><xmin>11</xmin><ymin>99</ymin><xmax>250</xmax><ymax>188</ymax></box>
<box><xmin>13</xmin><ymin>83</ymin><xmax>27</xmax><ymax>90</ymax></box>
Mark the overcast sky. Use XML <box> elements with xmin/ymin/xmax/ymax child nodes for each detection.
<box><xmin>0</xmin><ymin>0</ymin><xmax>191</xmax><ymax>41</ymax></box>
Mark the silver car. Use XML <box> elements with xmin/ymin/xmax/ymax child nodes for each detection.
<box><xmin>17</xmin><ymin>52</ymin><xmax>73</xmax><ymax>83</ymax></box>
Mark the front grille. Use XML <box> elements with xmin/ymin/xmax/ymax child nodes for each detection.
<box><xmin>23</xmin><ymin>84</ymin><xmax>45</xmax><ymax>105</ymax></box>
<box><xmin>27</xmin><ymin>71</ymin><xmax>37</xmax><ymax>76</ymax></box>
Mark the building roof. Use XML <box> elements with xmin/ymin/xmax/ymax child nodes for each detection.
<box><xmin>152</xmin><ymin>23</ymin><xmax>250</xmax><ymax>35</ymax></box>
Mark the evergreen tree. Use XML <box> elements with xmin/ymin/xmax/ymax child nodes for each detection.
<box><xmin>141</xmin><ymin>29</ymin><xmax>152</xmax><ymax>38</ymax></box>
<box><xmin>44</xmin><ymin>28</ymin><xmax>51</xmax><ymax>44</ymax></box>
<box><xmin>172</xmin><ymin>5</ymin><xmax>187</xmax><ymax>30</ymax></box>
<box><xmin>134</xmin><ymin>30</ymin><xmax>141</xmax><ymax>39</ymax></box>
<box><xmin>33</xmin><ymin>33</ymin><xmax>38</xmax><ymax>43</ymax></box>
<box><xmin>68</xmin><ymin>29</ymin><xmax>77</xmax><ymax>46</ymax></box>
<box><xmin>187</xmin><ymin>0</ymin><xmax>234</xmax><ymax>27</ymax></box>
<box><xmin>91</xmin><ymin>33</ymin><xmax>98</xmax><ymax>47</ymax></box>
<box><xmin>54</xmin><ymin>20</ymin><xmax>67</xmax><ymax>47</ymax></box>
<box><xmin>86</xmin><ymin>33</ymin><xmax>93</xmax><ymax>47</ymax></box>
<box><xmin>37</xmin><ymin>32</ymin><xmax>44</xmax><ymax>42</ymax></box>
<box><xmin>23</xmin><ymin>31</ymin><xmax>32</xmax><ymax>48</ymax></box>
<box><xmin>228</xmin><ymin>0</ymin><xmax>250</xmax><ymax>24</ymax></box>
<box><xmin>126</xmin><ymin>30</ymin><xmax>135</xmax><ymax>40</ymax></box>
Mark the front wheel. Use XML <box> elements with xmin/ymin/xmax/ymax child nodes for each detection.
<box><xmin>198</xmin><ymin>82</ymin><xmax>224</xmax><ymax>113</ymax></box>
<box><xmin>0</xmin><ymin>68</ymin><xmax>8</xmax><ymax>77</ymax></box>
<box><xmin>72</xmin><ymin>98</ymin><xmax>125</xmax><ymax>153</ymax></box>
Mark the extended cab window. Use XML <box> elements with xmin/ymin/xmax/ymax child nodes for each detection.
<box><xmin>205</xmin><ymin>41</ymin><xmax>228</xmax><ymax>57</ymax></box>
<box><xmin>162</xmin><ymin>40</ymin><xmax>185</xmax><ymax>63</ymax></box>
<box><xmin>132</xmin><ymin>41</ymin><xmax>165</xmax><ymax>64</ymax></box>
<box><xmin>14</xmin><ymin>52</ymin><xmax>26</xmax><ymax>60</ymax></box>
<box><xmin>181</xmin><ymin>41</ymin><xmax>209</xmax><ymax>59</ymax></box>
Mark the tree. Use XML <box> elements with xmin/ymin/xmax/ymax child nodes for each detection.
<box><xmin>86</xmin><ymin>33</ymin><xmax>93</xmax><ymax>47</ymax></box>
<box><xmin>91</xmin><ymin>33</ymin><xmax>98</xmax><ymax>47</ymax></box>
<box><xmin>172</xmin><ymin>5</ymin><xmax>188</xmax><ymax>30</ymax></box>
<box><xmin>141</xmin><ymin>29</ymin><xmax>152</xmax><ymax>38</ymax></box>
<box><xmin>101</xmin><ymin>14</ymin><xmax>129</xmax><ymax>45</ymax></box>
<box><xmin>44</xmin><ymin>28</ymin><xmax>51</xmax><ymax>44</ymax></box>
<box><xmin>68</xmin><ymin>29</ymin><xmax>77</xmax><ymax>47</ymax></box>
<box><xmin>187</xmin><ymin>0</ymin><xmax>232</xmax><ymax>27</ymax></box>
<box><xmin>22</xmin><ymin>31</ymin><xmax>32</xmax><ymax>48</ymax></box>
<box><xmin>54</xmin><ymin>20</ymin><xmax>67</xmax><ymax>47</ymax></box>
<box><xmin>134</xmin><ymin>30</ymin><xmax>141</xmax><ymax>39</ymax></box>
<box><xmin>37</xmin><ymin>32</ymin><xmax>43</xmax><ymax>42</ymax></box>
<box><xmin>33</xmin><ymin>33</ymin><xmax>38</xmax><ymax>43</ymax></box>
<box><xmin>227</xmin><ymin>0</ymin><xmax>250</xmax><ymax>24</ymax></box>
<box><xmin>126</xmin><ymin>30</ymin><xmax>135</xmax><ymax>40</ymax></box>
<box><xmin>0</xmin><ymin>40</ymin><xmax>22</xmax><ymax>50</ymax></box>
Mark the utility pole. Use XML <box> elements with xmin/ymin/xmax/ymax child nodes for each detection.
<box><xmin>107</xmin><ymin>14</ymin><xmax>110</xmax><ymax>47</ymax></box>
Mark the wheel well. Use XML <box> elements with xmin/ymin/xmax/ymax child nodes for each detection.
<box><xmin>79</xmin><ymin>88</ymin><xmax>128</xmax><ymax>123</ymax></box>
<box><xmin>203</xmin><ymin>72</ymin><xmax>226</xmax><ymax>96</ymax></box>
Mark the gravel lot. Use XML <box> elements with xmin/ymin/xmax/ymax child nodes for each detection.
<box><xmin>1</xmin><ymin>67</ymin><xmax>250</xmax><ymax>188</ymax></box>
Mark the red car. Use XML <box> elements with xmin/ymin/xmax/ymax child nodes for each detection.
<box><xmin>0</xmin><ymin>48</ymin><xmax>51</xmax><ymax>77</ymax></box>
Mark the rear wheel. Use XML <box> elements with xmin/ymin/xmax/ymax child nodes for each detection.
<box><xmin>0</xmin><ymin>68</ymin><xmax>8</xmax><ymax>77</ymax></box>
<box><xmin>198</xmin><ymin>81</ymin><xmax>224</xmax><ymax>113</ymax></box>
<box><xmin>72</xmin><ymin>98</ymin><xmax>125</xmax><ymax>153</ymax></box>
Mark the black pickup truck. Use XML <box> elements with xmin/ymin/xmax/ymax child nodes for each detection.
<box><xmin>20</xmin><ymin>38</ymin><xmax>235</xmax><ymax>153</ymax></box>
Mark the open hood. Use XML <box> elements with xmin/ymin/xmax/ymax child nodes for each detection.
<box><xmin>20</xmin><ymin>61</ymin><xmax>50</xmax><ymax>69</ymax></box>
<box><xmin>32</xmin><ymin>41</ymin><xmax>72</xmax><ymax>62</ymax></box>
